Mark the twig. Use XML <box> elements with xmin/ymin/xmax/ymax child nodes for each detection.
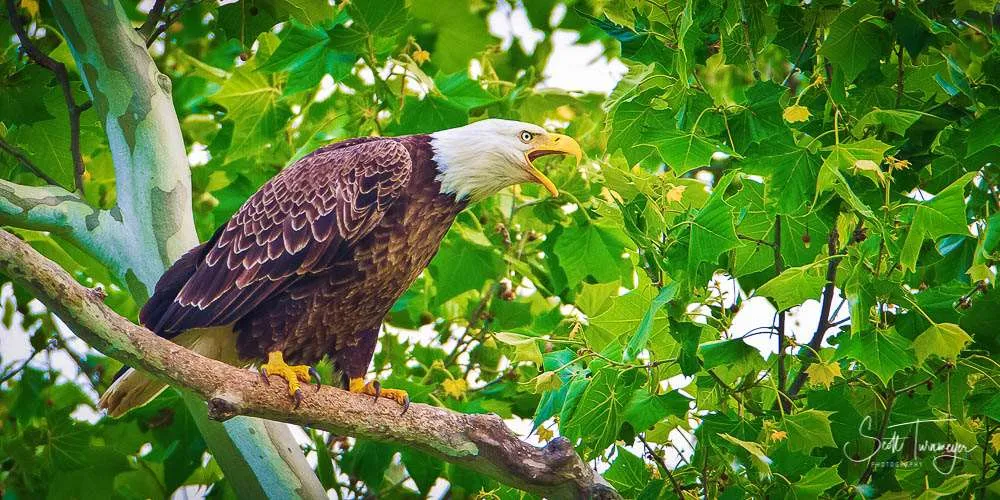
<box><xmin>773</xmin><ymin>216</ymin><xmax>787</xmax><ymax>399</ymax></box>
<box><xmin>738</xmin><ymin>0</ymin><xmax>760</xmax><ymax>81</ymax></box>
<box><xmin>5</xmin><ymin>0</ymin><xmax>90</xmax><ymax>195</ymax></box>
<box><xmin>0</xmin><ymin>136</ymin><xmax>63</xmax><ymax>187</ymax></box>
<box><xmin>0</xmin><ymin>348</ymin><xmax>43</xmax><ymax>384</ymax></box>
<box><xmin>856</xmin><ymin>391</ymin><xmax>896</xmax><ymax>487</ymax></box>
<box><xmin>781</xmin><ymin>21</ymin><xmax>815</xmax><ymax>87</ymax></box>
<box><xmin>138</xmin><ymin>0</ymin><xmax>167</xmax><ymax>40</ymax></box>
<box><xmin>894</xmin><ymin>43</ymin><xmax>904</xmax><ymax>107</ymax></box>
<box><xmin>638</xmin><ymin>434</ymin><xmax>685</xmax><ymax>498</ymax></box>
<box><xmin>786</xmin><ymin>228</ymin><xmax>843</xmax><ymax>398</ymax></box>
<box><xmin>146</xmin><ymin>0</ymin><xmax>195</xmax><ymax>47</ymax></box>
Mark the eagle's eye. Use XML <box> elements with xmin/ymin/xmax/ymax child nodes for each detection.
<box><xmin>518</xmin><ymin>131</ymin><xmax>534</xmax><ymax>143</ymax></box>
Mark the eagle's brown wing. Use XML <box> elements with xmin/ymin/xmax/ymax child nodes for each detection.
<box><xmin>143</xmin><ymin>138</ymin><xmax>412</xmax><ymax>336</ymax></box>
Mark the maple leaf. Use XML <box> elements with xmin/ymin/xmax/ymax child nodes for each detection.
<box><xmin>413</xmin><ymin>49</ymin><xmax>431</xmax><ymax>65</ymax></box>
<box><xmin>783</xmin><ymin>105</ymin><xmax>811</xmax><ymax>123</ymax></box>
<box><xmin>536</xmin><ymin>426</ymin><xmax>554</xmax><ymax>443</ymax></box>
<box><xmin>665</xmin><ymin>184</ymin><xmax>687</xmax><ymax>203</ymax></box>
<box><xmin>441</xmin><ymin>378</ymin><xmax>468</xmax><ymax>399</ymax></box>
<box><xmin>806</xmin><ymin>360</ymin><xmax>842</xmax><ymax>389</ymax></box>
<box><xmin>533</xmin><ymin>371</ymin><xmax>563</xmax><ymax>393</ymax></box>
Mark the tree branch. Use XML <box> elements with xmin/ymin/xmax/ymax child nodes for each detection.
<box><xmin>0</xmin><ymin>136</ymin><xmax>63</xmax><ymax>187</ymax></box>
<box><xmin>773</xmin><ymin>215</ymin><xmax>787</xmax><ymax>403</ymax></box>
<box><xmin>0</xmin><ymin>228</ymin><xmax>619</xmax><ymax>500</ymax></box>
<box><xmin>44</xmin><ymin>2</ymin><xmax>319</xmax><ymax>496</ymax></box>
<box><xmin>5</xmin><ymin>0</ymin><xmax>89</xmax><ymax>194</ymax></box>
<box><xmin>138</xmin><ymin>0</ymin><xmax>167</xmax><ymax>41</ymax></box>
<box><xmin>786</xmin><ymin>228</ymin><xmax>843</xmax><ymax>398</ymax></box>
<box><xmin>0</xmin><ymin>179</ymin><xmax>128</xmax><ymax>264</ymax></box>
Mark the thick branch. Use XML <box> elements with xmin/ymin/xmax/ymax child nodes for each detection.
<box><xmin>6</xmin><ymin>0</ymin><xmax>89</xmax><ymax>194</ymax></box>
<box><xmin>0</xmin><ymin>180</ymin><xmax>129</xmax><ymax>268</ymax></box>
<box><xmin>0</xmin><ymin>229</ymin><xmax>618</xmax><ymax>500</ymax></box>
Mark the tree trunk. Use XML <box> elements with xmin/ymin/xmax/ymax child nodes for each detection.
<box><xmin>37</xmin><ymin>2</ymin><xmax>326</xmax><ymax>497</ymax></box>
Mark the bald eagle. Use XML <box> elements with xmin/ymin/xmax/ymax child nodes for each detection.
<box><xmin>99</xmin><ymin>119</ymin><xmax>581</xmax><ymax>416</ymax></box>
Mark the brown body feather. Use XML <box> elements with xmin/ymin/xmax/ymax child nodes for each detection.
<box><xmin>138</xmin><ymin>135</ymin><xmax>464</xmax><ymax>383</ymax></box>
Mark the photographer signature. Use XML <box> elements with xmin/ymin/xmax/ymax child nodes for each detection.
<box><xmin>843</xmin><ymin>417</ymin><xmax>977</xmax><ymax>475</ymax></box>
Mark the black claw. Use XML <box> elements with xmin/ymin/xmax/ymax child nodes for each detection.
<box><xmin>309</xmin><ymin>367</ymin><xmax>321</xmax><ymax>392</ymax></box>
<box><xmin>293</xmin><ymin>388</ymin><xmax>303</xmax><ymax>409</ymax></box>
<box><xmin>259</xmin><ymin>367</ymin><xmax>270</xmax><ymax>385</ymax></box>
<box><xmin>371</xmin><ymin>380</ymin><xmax>381</xmax><ymax>404</ymax></box>
<box><xmin>400</xmin><ymin>397</ymin><xmax>411</xmax><ymax>416</ymax></box>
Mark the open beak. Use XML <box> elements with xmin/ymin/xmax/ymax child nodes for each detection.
<box><xmin>524</xmin><ymin>133</ymin><xmax>582</xmax><ymax>198</ymax></box>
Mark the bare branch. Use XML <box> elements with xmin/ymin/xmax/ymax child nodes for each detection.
<box><xmin>138</xmin><ymin>0</ymin><xmax>168</xmax><ymax>41</ymax></box>
<box><xmin>0</xmin><ymin>228</ymin><xmax>619</xmax><ymax>500</ymax></box>
<box><xmin>5</xmin><ymin>0</ymin><xmax>89</xmax><ymax>194</ymax></box>
<box><xmin>786</xmin><ymin>228</ymin><xmax>844</xmax><ymax>398</ymax></box>
<box><xmin>0</xmin><ymin>136</ymin><xmax>63</xmax><ymax>187</ymax></box>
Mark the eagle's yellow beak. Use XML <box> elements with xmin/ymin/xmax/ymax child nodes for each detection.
<box><xmin>524</xmin><ymin>133</ymin><xmax>582</xmax><ymax>198</ymax></box>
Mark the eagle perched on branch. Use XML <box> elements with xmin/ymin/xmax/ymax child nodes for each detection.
<box><xmin>99</xmin><ymin>119</ymin><xmax>580</xmax><ymax>416</ymax></box>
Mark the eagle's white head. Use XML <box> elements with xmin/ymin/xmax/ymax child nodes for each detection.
<box><xmin>429</xmin><ymin>119</ymin><xmax>582</xmax><ymax>201</ymax></box>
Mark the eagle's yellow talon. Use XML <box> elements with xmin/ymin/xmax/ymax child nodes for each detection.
<box><xmin>260</xmin><ymin>352</ymin><xmax>317</xmax><ymax>405</ymax></box>
<box><xmin>349</xmin><ymin>377</ymin><xmax>410</xmax><ymax>414</ymax></box>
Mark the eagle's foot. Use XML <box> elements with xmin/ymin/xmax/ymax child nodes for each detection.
<box><xmin>259</xmin><ymin>351</ymin><xmax>320</xmax><ymax>409</ymax></box>
<box><xmin>349</xmin><ymin>377</ymin><xmax>410</xmax><ymax>415</ymax></box>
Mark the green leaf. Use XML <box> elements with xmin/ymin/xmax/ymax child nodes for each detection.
<box><xmin>780</xmin><ymin>410</ymin><xmax>836</xmax><ymax>454</ymax></box>
<box><xmin>836</xmin><ymin>329</ymin><xmax>915</xmax><ymax>385</ymax></box>
<box><xmin>900</xmin><ymin>172</ymin><xmax>976</xmax><ymax>270</ymax></box>
<box><xmin>788</xmin><ymin>466</ymin><xmax>843</xmax><ymax>499</ymax></box>
<box><xmin>729</xmin><ymin>81</ymin><xmax>786</xmax><ymax>151</ymax></box>
<box><xmin>589</xmin><ymin>281</ymin><xmax>669</xmax><ymax>352</ymax></box>
<box><xmin>755</xmin><ymin>264</ymin><xmax>827</xmax><ymax>311</ymax></box>
<box><xmin>967</xmin><ymin>110</ymin><xmax>1000</xmax><ymax>160</ymax></box>
<box><xmin>624</xmin><ymin>282</ymin><xmax>679</xmax><ymax>361</ymax></box>
<box><xmin>821</xmin><ymin>137</ymin><xmax>892</xmax><ymax>187</ymax></box>
<box><xmin>576</xmin><ymin>280</ymin><xmax>621</xmax><ymax>316</ymax></box>
<box><xmin>561</xmin><ymin>367</ymin><xmax>642</xmax><ymax>457</ymax></box>
<box><xmin>334</xmin><ymin>0</ymin><xmax>407</xmax><ymax>55</ymax></box>
<box><xmin>687</xmin><ymin>174</ymin><xmax>740</xmax><ymax>274</ymax></box>
<box><xmin>913</xmin><ymin>323</ymin><xmax>972</xmax><ymax>363</ymax></box>
<box><xmin>605</xmin><ymin>446</ymin><xmax>651</xmax><ymax>496</ymax></box>
<box><xmin>401</xmin><ymin>449</ymin><xmax>443</xmax><ymax>494</ymax></box>
<box><xmin>744</xmin><ymin>137</ymin><xmax>823</xmax><ymax>215</ymax></box>
<box><xmin>554</xmin><ymin>223</ymin><xmax>625</xmax><ymax>285</ymax></box>
<box><xmin>311</xmin><ymin>431</ymin><xmax>335</xmax><ymax>489</ymax></box>
<box><xmin>819</xmin><ymin>0</ymin><xmax>889</xmax><ymax>81</ymax></box>
<box><xmin>701</xmin><ymin>339</ymin><xmax>759</xmax><ymax>371</ymax></box>
<box><xmin>852</xmin><ymin>109</ymin><xmax>924</xmax><ymax>137</ymax></box>
<box><xmin>436</xmin><ymin>73</ymin><xmax>499</xmax><ymax>110</ymax></box>
<box><xmin>493</xmin><ymin>332</ymin><xmax>544</xmax><ymax>367</ymax></box>
<box><xmin>607</xmin><ymin>92</ymin><xmax>667</xmax><ymax>165</ymax></box>
<box><xmin>275</xmin><ymin>0</ymin><xmax>335</xmax><ymax>25</ymax></box>
<box><xmin>719</xmin><ymin>433</ymin><xmax>771</xmax><ymax>476</ymax></box>
<box><xmin>411</xmin><ymin>0</ymin><xmax>495</xmax><ymax>72</ymax></box>
<box><xmin>428</xmin><ymin>233</ymin><xmax>504</xmax><ymax>304</ymax></box>
<box><xmin>210</xmin><ymin>44</ymin><xmax>290</xmax><ymax>160</ymax></box>
<box><xmin>955</xmin><ymin>0</ymin><xmax>996</xmax><ymax>14</ymax></box>
<box><xmin>623</xmin><ymin>389</ymin><xmax>691</xmax><ymax>431</ymax></box>
<box><xmin>391</xmin><ymin>95</ymin><xmax>468</xmax><ymax>135</ymax></box>
<box><xmin>646</xmin><ymin>128</ymin><xmax>727</xmax><ymax>175</ymax></box>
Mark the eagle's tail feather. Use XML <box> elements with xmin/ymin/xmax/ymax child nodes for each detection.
<box><xmin>99</xmin><ymin>326</ymin><xmax>239</xmax><ymax>417</ymax></box>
